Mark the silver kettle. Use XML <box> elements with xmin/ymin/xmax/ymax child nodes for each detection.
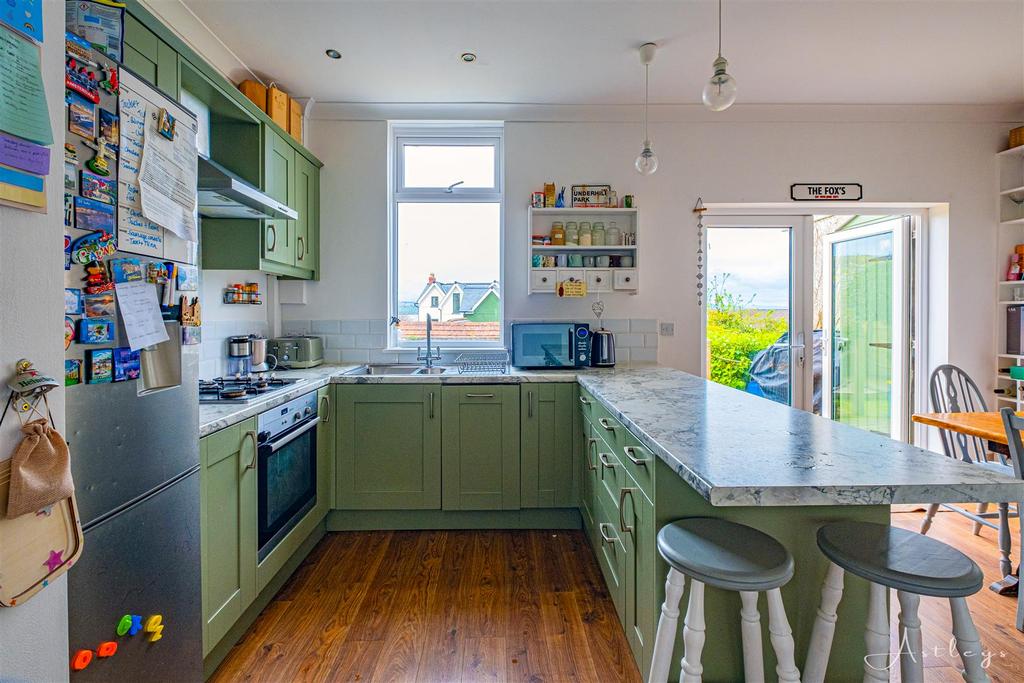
<box><xmin>590</xmin><ymin>328</ymin><xmax>616</xmax><ymax>367</ymax></box>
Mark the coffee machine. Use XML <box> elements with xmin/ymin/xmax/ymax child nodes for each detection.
<box><xmin>227</xmin><ymin>336</ymin><xmax>252</xmax><ymax>377</ymax></box>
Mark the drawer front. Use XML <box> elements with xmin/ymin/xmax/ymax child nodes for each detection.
<box><xmin>619</xmin><ymin>432</ymin><xmax>654</xmax><ymax>500</ymax></box>
<box><xmin>591</xmin><ymin>421</ymin><xmax>625</xmax><ymax>513</ymax></box>
<box><xmin>613</xmin><ymin>269</ymin><xmax>638</xmax><ymax>291</ymax></box>
<box><xmin>593</xmin><ymin>487</ymin><xmax>627</xmax><ymax>624</ymax></box>
<box><xmin>580</xmin><ymin>419</ymin><xmax>599</xmax><ymax>544</ymax></box>
<box><xmin>558</xmin><ymin>268</ymin><xmax>585</xmax><ymax>283</ymax></box>
<box><xmin>586</xmin><ymin>269</ymin><xmax>612</xmax><ymax>293</ymax></box>
<box><xmin>530</xmin><ymin>269</ymin><xmax>557</xmax><ymax>292</ymax></box>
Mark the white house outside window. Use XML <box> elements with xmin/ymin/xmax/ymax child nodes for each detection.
<box><xmin>389</xmin><ymin>123</ymin><xmax>504</xmax><ymax>349</ymax></box>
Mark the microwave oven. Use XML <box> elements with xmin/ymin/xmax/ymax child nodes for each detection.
<box><xmin>510</xmin><ymin>322</ymin><xmax>591</xmax><ymax>368</ymax></box>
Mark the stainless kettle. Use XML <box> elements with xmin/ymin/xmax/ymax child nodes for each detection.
<box><xmin>590</xmin><ymin>328</ymin><xmax>616</xmax><ymax>367</ymax></box>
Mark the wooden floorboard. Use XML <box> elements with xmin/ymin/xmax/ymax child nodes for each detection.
<box><xmin>212</xmin><ymin>529</ymin><xmax>641</xmax><ymax>683</ymax></box>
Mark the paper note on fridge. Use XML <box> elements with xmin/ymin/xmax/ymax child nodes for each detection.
<box><xmin>0</xmin><ymin>25</ymin><xmax>53</xmax><ymax>145</ymax></box>
<box><xmin>137</xmin><ymin>116</ymin><xmax>198</xmax><ymax>242</ymax></box>
<box><xmin>115</xmin><ymin>281</ymin><xmax>170</xmax><ymax>351</ymax></box>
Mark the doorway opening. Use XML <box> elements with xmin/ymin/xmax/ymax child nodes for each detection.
<box><xmin>703</xmin><ymin>213</ymin><xmax>918</xmax><ymax>441</ymax></box>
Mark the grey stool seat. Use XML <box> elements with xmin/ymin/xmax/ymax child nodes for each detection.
<box><xmin>658</xmin><ymin>518</ymin><xmax>794</xmax><ymax>592</ymax></box>
<box><xmin>817</xmin><ymin>520</ymin><xmax>983</xmax><ymax>597</ymax></box>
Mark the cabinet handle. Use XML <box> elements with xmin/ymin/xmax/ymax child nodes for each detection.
<box><xmin>586</xmin><ymin>438</ymin><xmax>598</xmax><ymax>471</ymax></box>
<box><xmin>243</xmin><ymin>430</ymin><xmax>258</xmax><ymax>470</ymax></box>
<box><xmin>320</xmin><ymin>394</ymin><xmax>330</xmax><ymax>424</ymax></box>
<box><xmin>297</xmin><ymin>236</ymin><xmax>305</xmax><ymax>260</ymax></box>
<box><xmin>623</xmin><ymin>445</ymin><xmax>649</xmax><ymax>468</ymax></box>
<box><xmin>598</xmin><ymin>452</ymin><xmax>615</xmax><ymax>470</ymax></box>
<box><xmin>619</xmin><ymin>488</ymin><xmax>636</xmax><ymax>535</ymax></box>
<box><xmin>527</xmin><ymin>390</ymin><xmax>533</xmax><ymax>418</ymax></box>
<box><xmin>267</xmin><ymin>224</ymin><xmax>277</xmax><ymax>251</ymax></box>
<box><xmin>598</xmin><ymin>418</ymin><xmax>617</xmax><ymax>433</ymax></box>
<box><xmin>465</xmin><ymin>393</ymin><xmax>495</xmax><ymax>398</ymax></box>
<box><xmin>599</xmin><ymin>522</ymin><xmax>618</xmax><ymax>545</ymax></box>
<box><xmin>579</xmin><ymin>395</ymin><xmax>590</xmax><ymax>406</ymax></box>
<box><xmin>429</xmin><ymin>391</ymin><xmax>435</xmax><ymax>419</ymax></box>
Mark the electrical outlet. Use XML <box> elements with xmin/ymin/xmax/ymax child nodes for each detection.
<box><xmin>659</xmin><ymin>322</ymin><xmax>674</xmax><ymax>336</ymax></box>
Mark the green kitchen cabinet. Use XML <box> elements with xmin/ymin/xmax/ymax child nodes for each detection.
<box><xmin>335</xmin><ymin>385</ymin><xmax>442</xmax><ymax>509</ymax></box>
<box><xmin>622</xmin><ymin>480</ymin><xmax>656</xmax><ymax>675</ymax></box>
<box><xmin>293</xmin><ymin>153</ymin><xmax>319</xmax><ymax>275</ymax></box>
<box><xmin>262</xmin><ymin>128</ymin><xmax>296</xmax><ymax>267</ymax></box>
<box><xmin>441</xmin><ymin>385</ymin><xmax>521</xmax><ymax>510</ymax></box>
<box><xmin>520</xmin><ymin>383</ymin><xmax>576</xmax><ymax>507</ymax></box>
<box><xmin>199</xmin><ymin>419</ymin><xmax>258</xmax><ymax>656</ymax></box>
<box><xmin>123</xmin><ymin>14</ymin><xmax>179</xmax><ymax>97</ymax></box>
<box><xmin>315</xmin><ymin>385</ymin><xmax>334</xmax><ymax>519</ymax></box>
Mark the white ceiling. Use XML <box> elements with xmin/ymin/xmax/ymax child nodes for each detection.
<box><xmin>179</xmin><ymin>0</ymin><xmax>1024</xmax><ymax>106</ymax></box>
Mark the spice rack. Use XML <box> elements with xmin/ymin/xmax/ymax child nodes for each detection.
<box><xmin>223</xmin><ymin>282</ymin><xmax>263</xmax><ymax>305</ymax></box>
<box><xmin>527</xmin><ymin>207</ymin><xmax>639</xmax><ymax>295</ymax></box>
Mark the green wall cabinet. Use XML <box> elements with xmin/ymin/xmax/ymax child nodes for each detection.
<box><xmin>123</xmin><ymin>14</ymin><xmax>179</xmax><ymax>98</ymax></box>
<box><xmin>199</xmin><ymin>419</ymin><xmax>257</xmax><ymax>656</ymax></box>
<box><xmin>335</xmin><ymin>385</ymin><xmax>442</xmax><ymax>509</ymax></box>
<box><xmin>441</xmin><ymin>386</ymin><xmax>521</xmax><ymax>511</ymax></box>
<box><xmin>521</xmin><ymin>383</ymin><xmax>577</xmax><ymax>507</ymax></box>
<box><xmin>294</xmin><ymin>153</ymin><xmax>319</xmax><ymax>274</ymax></box>
<box><xmin>262</xmin><ymin>128</ymin><xmax>296</xmax><ymax>267</ymax></box>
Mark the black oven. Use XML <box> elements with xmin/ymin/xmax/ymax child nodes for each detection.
<box><xmin>256</xmin><ymin>391</ymin><xmax>319</xmax><ymax>562</ymax></box>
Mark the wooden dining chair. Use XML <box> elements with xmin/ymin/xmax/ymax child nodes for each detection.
<box><xmin>997</xmin><ymin>407</ymin><xmax>1024</xmax><ymax>632</ymax></box>
<box><xmin>921</xmin><ymin>365</ymin><xmax>1018</xmax><ymax>578</ymax></box>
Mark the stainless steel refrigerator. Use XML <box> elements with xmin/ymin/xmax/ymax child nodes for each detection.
<box><xmin>63</xmin><ymin>36</ymin><xmax>203</xmax><ymax>681</ymax></box>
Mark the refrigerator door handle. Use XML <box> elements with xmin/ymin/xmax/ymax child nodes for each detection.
<box><xmin>244</xmin><ymin>430</ymin><xmax>258</xmax><ymax>470</ymax></box>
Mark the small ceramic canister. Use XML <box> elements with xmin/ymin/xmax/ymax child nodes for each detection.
<box><xmin>556</xmin><ymin>254</ymin><xmax>568</xmax><ymax>267</ymax></box>
<box><xmin>619</xmin><ymin>255</ymin><xmax>634</xmax><ymax>268</ymax></box>
<box><xmin>595</xmin><ymin>255</ymin><xmax>611</xmax><ymax>268</ymax></box>
<box><xmin>568</xmin><ymin>254</ymin><xmax>584</xmax><ymax>267</ymax></box>
<box><xmin>582</xmin><ymin>255</ymin><xmax>595</xmax><ymax>268</ymax></box>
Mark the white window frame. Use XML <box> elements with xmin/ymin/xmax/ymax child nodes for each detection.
<box><xmin>387</xmin><ymin>122</ymin><xmax>505</xmax><ymax>350</ymax></box>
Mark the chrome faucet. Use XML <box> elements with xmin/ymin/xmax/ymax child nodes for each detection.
<box><xmin>417</xmin><ymin>314</ymin><xmax>441</xmax><ymax>369</ymax></box>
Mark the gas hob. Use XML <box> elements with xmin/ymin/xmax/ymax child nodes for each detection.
<box><xmin>198</xmin><ymin>375</ymin><xmax>304</xmax><ymax>404</ymax></box>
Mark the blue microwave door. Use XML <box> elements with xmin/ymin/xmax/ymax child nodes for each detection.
<box><xmin>513</xmin><ymin>325</ymin><xmax>574</xmax><ymax>367</ymax></box>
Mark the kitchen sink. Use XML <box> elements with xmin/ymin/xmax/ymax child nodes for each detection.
<box><xmin>346</xmin><ymin>364</ymin><xmax>448</xmax><ymax>376</ymax></box>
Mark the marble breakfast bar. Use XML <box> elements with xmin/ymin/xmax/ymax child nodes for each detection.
<box><xmin>576</xmin><ymin>367</ymin><xmax>1024</xmax><ymax>681</ymax></box>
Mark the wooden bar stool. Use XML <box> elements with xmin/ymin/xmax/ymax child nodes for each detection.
<box><xmin>804</xmin><ymin>521</ymin><xmax>988</xmax><ymax>683</ymax></box>
<box><xmin>648</xmin><ymin>518</ymin><xmax>800</xmax><ymax>683</ymax></box>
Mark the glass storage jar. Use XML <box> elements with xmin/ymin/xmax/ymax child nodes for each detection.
<box><xmin>606</xmin><ymin>221</ymin><xmax>621</xmax><ymax>246</ymax></box>
<box><xmin>550</xmin><ymin>221</ymin><xmax>565</xmax><ymax>245</ymax></box>
<box><xmin>579</xmin><ymin>221</ymin><xmax>593</xmax><ymax>246</ymax></box>
<box><xmin>591</xmin><ymin>222</ymin><xmax>606</xmax><ymax>246</ymax></box>
<box><xmin>565</xmin><ymin>221</ymin><xmax>579</xmax><ymax>245</ymax></box>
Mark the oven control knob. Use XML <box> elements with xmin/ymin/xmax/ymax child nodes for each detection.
<box><xmin>293</xmin><ymin>412</ymin><xmax>302</xmax><ymax>423</ymax></box>
<box><xmin>304</xmin><ymin>406</ymin><xmax>313</xmax><ymax>416</ymax></box>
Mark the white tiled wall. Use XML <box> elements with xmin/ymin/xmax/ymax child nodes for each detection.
<box><xmin>282</xmin><ymin>318</ymin><xmax>660</xmax><ymax>365</ymax></box>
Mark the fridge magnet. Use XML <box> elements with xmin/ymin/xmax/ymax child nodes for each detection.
<box><xmin>85</xmin><ymin>348</ymin><xmax>114</xmax><ymax>384</ymax></box>
<box><xmin>145</xmin><ymin>261</ymin><xmax>168</xmax><ymax>285</ymax></box>
<box><xmin>74</xmin><ymin>195</ymin><xmax>115</xmax><ymax>233</ymax></box>
<box><xmin>65</xmin><ymin>53</ymin><xmax>100</xmax><ymax>104</ymax></box>
<box><xmin>64</xmin><ymin>359</ymin><xmax>82</xmax><ymax>387</ymax></box>
<box><xmin>83</xmin><ymin>292</ymin><xmax>115</xmax><ymax>318</ymax></box>
<box><xmin>83</xmin><ymin>261</ymin><xmax>113</xmax><ymax>294</ymax></box>
<box><xmin>181</xmin><ymin>326</ymin><xmax>201</xmax><ymax>346</ymax></box>
<box><xmin>180</xmin><ymin>296</ymin><xmax>201</xmax><ymax>327</ymax></box>
<box><xmin>176</xmin><ymin>265</ymin><xmax>198</xmax><ymax>291</ymax></box>
<box><xmin>63</xmin><ymin>162</ymin><xmax>77</xmax><ymax>192</ymax></box>
<box><xmin>70</xmin><ymin>229</ymin><xmax>116</xmax><ymax>264</ymax></box>
<box><xmin>113</xmin><ymin>348</ymin><xmax>141</xmax><ymax>382</ymax></box>
<box><xmin>64</xmin><ymin>317</ymin><xmax>76</xmax><ymax>350</ymax></box>
<box><xmin>98</xmin><ymin>109</ymin><xmax>119</xmax><ymax>151</ymax></box>
<box><xmin>79</xmin><ymin>171</ymin><xmax>115</xmax><ymax>205</ymax></box>
<box><xmin>67</xmin><ymin>91</ymin><xmax>96</xmax><ymax>139</ymax></box>
<box><xmin>110</xmin><ymin>258</ymin><xmax>143</xmax><ymax>283</ymax></box>
<box><xmin>64</xmin><ymin>231</ymin><xmax>72</xmax><ymax>268</ymax></box>
<box><xmin>156</xmin><ymin>108</ymin><xmax>176</xmax><ymax>140</ymax></box>
<box><xmin>83</xmin><ymin>137</ymin><xmax>114</xmax><ymax>177</ymax></box>
<box><xmin>99</xmin><ymin>64</ymin><xmax>118</xmax><ymax>95</ymax></box>
<box><xmin>64</xmin><ymin>288</ymin><xmax>84</xmax><ymax>315</ymax></box>
<box><xmin>78</xmin><ymin>318</ymin><xmax>114</xmax><ymax>344</ymax></box>
<box><xmin>64</xmin><ymin>143</ymin><xmax>79</xmax><ymax>164</ymax></box>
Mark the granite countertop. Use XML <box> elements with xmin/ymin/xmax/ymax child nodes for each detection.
<box><xmin>578</xmin><ymin>367</ymin><xmax>1024</xmax><ymax>507</ymax></box>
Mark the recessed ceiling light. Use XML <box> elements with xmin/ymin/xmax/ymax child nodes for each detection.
<box><xmin>325</xmin><ymin>49</ymin><xmax>342</xmax><ymax>60</ymax></box>
<box><xmin>460</xmin><ymin>52</ymin><xmax>477</xmax><ymax>63</ymax></box>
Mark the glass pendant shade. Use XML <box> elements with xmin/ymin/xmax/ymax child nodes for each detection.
<box><xmin>702</xmin><ymin>56</ymin><xmax>737</xmax><ymax>112</ymax></box>
<box><xmin>635</xmin><ymin>142</ymin><xmax>658</xmax><ymax>175</ymax></box>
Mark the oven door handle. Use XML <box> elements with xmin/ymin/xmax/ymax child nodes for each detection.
<box><xmin>263</xmin><ymin>415</ymin><xmax>320</xmax><ymax>452</ymax></box>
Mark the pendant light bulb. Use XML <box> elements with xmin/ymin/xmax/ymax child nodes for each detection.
<box><xmin>703</xmin><ymin>0</ymin><xmax>737</xmax><ymax>111</ymax></box>
<box><xmin>635</xmin><ymin>43</ymin><xmax>658</xmax><ymax>176</ymax></box>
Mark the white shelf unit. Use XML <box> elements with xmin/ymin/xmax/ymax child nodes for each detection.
<box><xmin>527</xmin><ymin>207</ymin><xmax>639</xmax><ymax>295</ymax></box>
<box><xmin>994</xmin><ymin>143</ymin><xmax>1024</xmax><ymax>408</ymax></box>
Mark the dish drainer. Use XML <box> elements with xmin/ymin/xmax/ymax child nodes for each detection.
<box><xmin>454</xmin><ymin>351</ymin><xmax>510</xmax><ymax>375</ymax></box>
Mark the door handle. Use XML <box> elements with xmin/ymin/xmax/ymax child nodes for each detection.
<box><xmin>267</xmin><ymin>224</ymin><xmax>277</xmax><ymax>251</ymax></box>
<box><xmin>527</xmin><ymin>390</ymin><xmax>533</xmax><ymax>418</ymax></box>
<box><xmin>622</xmin><ymin>446</ymin><xmax>649</xmax><ymax>468</ymax></box>
<box><xmin>320</xmin><ymin>394</ymin><xmax>330</xmax><ymax>424</ymax></box>
<box><xmin>599</xmin><ymin>522</ymin><xmax>619</xmax><ymax>545</ymax></box>
<box><xmin>465</xmin><ymin>393</ymin><xmax>495</xmax><ymax>398</ymax></box>
<box><xmin>618</xmin><ymin>487</ymin><xmax>635</xmax><ymax>535</ymax></box>
<box><xmin>579</xmin><ymin>395</ymin><xmax>590</xmax><ymax>406</ymax></box>
<box><xmin>243</xmin><ymin>430</ymin><xmax>258</xmax><ymax>470</ymax></box>
<box><xmin>598</xmin><ymin>418</ymin><xmax>617</xmax><ymax>433</ymax></box>
<box><xmin>297</xmin><ymin>236</ymin><xmax>305</xmax><ymax>260</ymax></box>
<box><xmin>586</xmin><ymin>438</ymin><xmax>598</xmax><ymax>471</ymax></box>
<box><xmin>598</xmin><ymin>452</ymin><xmax>616</xmax><ymax>470</ymax></box>
<box><xmin>429</xmin><ymin>391</ymin><xmax>435</xmax><ymax>419</ymax></box>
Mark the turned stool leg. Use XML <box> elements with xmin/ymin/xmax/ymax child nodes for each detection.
<box><xmin>896</xmin><ymin>590</ymin><xmax>924</xmax><ymax>683</ymax></box>
<box><xmin>997</xmin><ymin>502</ymin><xmax>1012</xmax><ymax>577</ymax></box>
<box><xmin>738</xmin><ymin>591</ymin><xmax>764</xmax><ymax>683</ymax></box>
<box><xmin>680</xmin><ymin>580</ymin><xmax>706</xmax><ymax>683</ymax></box>
<box><xmin>648</xmin><ymin>568</ymin><xmax>686</xmax><ymax>683</ymax></box>
<box><xmin>972</xmin><ymin>502</ymin><xmax>989</xmax><ymax>536</ymax></box>
<box><xmin>863</xmin><ymin>581</ymin><xmax>890</xmax><ymax>682</ymax></box>
<box><xmin>803</xmin><ymin>562</ymin><xmax>845</xmax><ymax>683</ymax></box>
<box><xmin>920</xmin><ymin>503</ymin><xmax>940</xmax><ymax>534</ymax></box>
<box><xmin>949</xmin><ymin>597</ymin><xmax>990</xmax><ymax>683</ymax></box>
<box><xmin>764</xmin><ymin>588</ymin><xmax>800</xmax><ymax>683</ymax></box>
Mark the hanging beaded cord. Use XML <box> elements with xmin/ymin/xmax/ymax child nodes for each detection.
<box><xmin>693</xmin><ymin>197</ymin><xmax>706</xmax><ymax>306</ymax></box>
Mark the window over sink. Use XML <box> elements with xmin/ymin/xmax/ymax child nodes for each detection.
<box><xmin>389</xmin><ymin>123</ymin><xmax>504</xmax><ymax>349</ymax></box>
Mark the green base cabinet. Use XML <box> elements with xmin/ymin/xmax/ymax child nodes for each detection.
<box><xmin>335</xmin><ymin>385</ymin><xmax>442</xmax><ymax>509</ymax></box>
<box><xmin>316</xmin><ymin>385</ymin><xmax>334</xmax><ymax>518</ymax></box>
<box><xmin>521</xmin><ymin>383</ymin><xmax>577</xmax><ymax>508</ymax></box>
<box><xmin>623</xmin><ymin>481</ymin><xmax>656</xmax><ymax>676</ymax></box>
<box><xmin>199</xmin><ymin>419</ymin><xmax>257</xmax><ymax>656</ymax></box>
<box><xmin>442</xmin><ymin>385</ymin><xmax>521</xmax><ymax>510</ymax></box>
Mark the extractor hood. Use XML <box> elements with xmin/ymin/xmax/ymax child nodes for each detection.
<box><xmin>197</xmin><ymin>156</ymin><xmax>298</xmax><ymax>220</ymax></box>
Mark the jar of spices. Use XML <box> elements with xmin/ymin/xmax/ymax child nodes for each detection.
<box><xmin>579</xmin><ymin>221</ymin><xmax>593</xmax><ymax>246</ymax></box>
<box><xmin>592</xmin><ymin>222</ymin><xmax>606</xmax><ymax>246</ymax></box>
<box><xmin>565</xmin><ymin>221</ymin><xmax>579</xmax><ymax>245</ymax></box>
<box><xmin>606</xmin><ymin>221</ymin><xmax>621</xmax><ymax>246</ymax></box>
<box><xmin>550</xmin><ymin>221</ymin><xmax>565</xmax><ymax>245</ymax></box>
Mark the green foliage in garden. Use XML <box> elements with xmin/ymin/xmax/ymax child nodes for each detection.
<box><xmin>707</xmin><ymin>275</ymin><xmax>788</xmax><ymax>390</ymax></box>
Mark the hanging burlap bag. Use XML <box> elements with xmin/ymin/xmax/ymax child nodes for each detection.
<box><xmin>5</xmin><ymin>418</ymin><xmax>75</xmax><ymax>518</ymax></box>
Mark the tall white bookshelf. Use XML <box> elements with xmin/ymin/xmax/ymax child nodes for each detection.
<box><xmin>994</xmin><ymin>144</ymin><xmax>1024</xmax><ymax>408</ymax></box>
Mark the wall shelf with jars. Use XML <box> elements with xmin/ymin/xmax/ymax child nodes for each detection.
<box><xmin>528</xmin><ymin>207</ymin><xmax>639</xmax><ymax>295</ymax></box>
